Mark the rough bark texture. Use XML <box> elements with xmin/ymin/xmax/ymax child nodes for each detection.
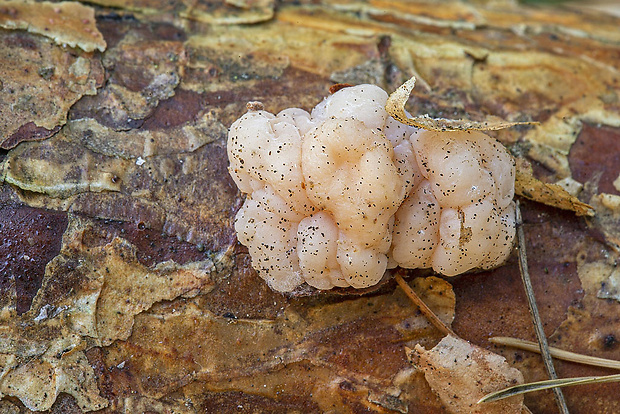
<box><xmin>0</xmin><ymin>0</ymin><xmax>619</xmax><ymax>413</ymax></box>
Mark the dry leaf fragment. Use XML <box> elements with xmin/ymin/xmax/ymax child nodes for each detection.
<box><xmin>515</xmin><ymin>162</ymin><xmax>595</xmax><ymax>216</ymax></box>
<box><xmin>409</xmin><ymin>334</ymin><xmax>525</xmax><ymax>414</ymax></box>
<box><xmin>386</xmin><ymin>77</ymin><xmax>532</xmax><ymax>131</ymax></box>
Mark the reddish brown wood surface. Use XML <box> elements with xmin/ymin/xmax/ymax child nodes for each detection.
<box><xmin>0</xmin><ymin>1</ymin><xmax>619</xmax><ymax>413</ymax></box>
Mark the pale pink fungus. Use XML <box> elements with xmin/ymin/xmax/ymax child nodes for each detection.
<box><xmin>228</xmin><ymin>85</ymin><xmax>516</xmax><ymax>291</ymax></box>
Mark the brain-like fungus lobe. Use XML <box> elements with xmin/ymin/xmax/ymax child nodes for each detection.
<box><xmin>391</xmin><ymin>130</ymin><xmax>516</xmax><ymax>276</ymax></box>
<box><xmin>228</xmin><ymin>85</ymin><xmax>516</xmax><ymax>291</ymax></box>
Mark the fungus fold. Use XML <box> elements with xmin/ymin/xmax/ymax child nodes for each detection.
<box><xmin>228</xmin><ymin>84</ymin><xmax>516</xmax><ymax>292</ymax></box>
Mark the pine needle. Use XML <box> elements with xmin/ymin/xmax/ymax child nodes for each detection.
<box><xmin>515</xmin><ymin>201</ymin><xmax>570</xmax><ymax>414</ymax></box>
<box><xmin>490</xmin><ymin>337</ymin><xmax>620</xmax><ymax>370</ymax></box>
<box><xmin>479</xmin><ymin>374</ymin><xmax>620</xmax><ymax>403</ymax></box>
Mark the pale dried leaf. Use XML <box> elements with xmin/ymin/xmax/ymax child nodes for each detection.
<box><xmin>515</xmin><ymin>163</ymin><xmax>595</xmax><ymax>216</ymax></box>
<box><xmin>410</xmin><ymin>334</ymin><xmax>525</xmax><ymax>414</ymax></box>
<box><xmin>386</xmin><ymin>77</ymin><xmax>532</xmax><ymax>131</ymax></box>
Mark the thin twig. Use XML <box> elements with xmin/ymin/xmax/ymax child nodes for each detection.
<box><xmin>516</xmin><ymin>201</ymin><xmax>570</xmax><ymax>414</ymax></box>
<box><xmin>394</xmin><ymin>272</ymin><xmax>456</xmax><ymax>337</ymax></box>
<box><xmin>490</xmin><ymin>337</ymin><xmax>620</xmax><ymax>370</ymax></box>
